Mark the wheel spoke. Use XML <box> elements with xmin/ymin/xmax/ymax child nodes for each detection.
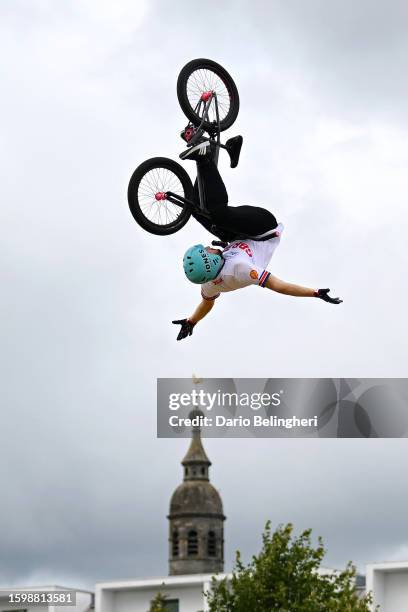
<box><xmin>137</xmin><ymin>166</ymin><xmax>185</xmax><ymax>226</ymax></box>
<box><xmin>186</xmin><ymin>67</ymin><xmax>231</xmax><ymax>122</ymax></box>
<box><xmin>141</xmin><ymin>172</ymin><xmax>157</xmax><ymax>194</ymax></box>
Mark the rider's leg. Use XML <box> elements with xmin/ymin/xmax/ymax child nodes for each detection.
<box><xmin>191</xmin><ymin>160</ymin><xmax>234</xmax><ymax>241</ymax></box>
<box><xmin>225</xmin><ymin>205</ymin><xmax>278</xmax><ymax>236</ymax></box>
<box><xmin>196</xmin><ymin>158</ymin><xmax>278</xmax><ymax>236</ymax></box>
<box><xmin>195</xmin><ymin>158</ymin><xmax>229</xmax><ymax>214</ymax></box>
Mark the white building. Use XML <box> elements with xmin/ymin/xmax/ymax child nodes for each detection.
<box><xmin>367</xmin><ymin>561</ymin><xmax>408</xmax><ymax>612</ymax></box>
<box><xmin>94</xmin><ymin>563</ymin><xmax>408</xmax><ymax>612</ymax></box>
<box><xmin>95</xmin><ymin>567</ymin><xmax>340</xmax><ymax>612</ymax></box>
<box><xmin>96</xmin><ymin>573</ymin><xmax>222</xmax><ymax>612</ymax></box>
<box><xmin>3</xmin><ymin>565</ymin><xmax>408</xmax><ymax>612</ymax></box>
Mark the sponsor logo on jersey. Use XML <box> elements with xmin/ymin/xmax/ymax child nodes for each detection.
<box><xmin>224</xmin><ymin>241</ymin><xmax>253</xmax><ymax>257</ymax></box>
<box><xmin>250</xmin><ymin>269</ymin><xmax>259</xmax><ymax>279</ymax></box>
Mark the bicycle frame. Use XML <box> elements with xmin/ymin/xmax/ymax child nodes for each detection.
<box><xmin>164</xmin><ymin>96</ymin><xmax>280</xmax><ymax>241</ymax></box>
<box><xmin>166</xmin><ymin>92</ymin><xmax>225</xmax><ymax>218</ymax></box>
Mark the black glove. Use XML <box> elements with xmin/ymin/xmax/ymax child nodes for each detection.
<box><xmin>315</xmin><ymin>288</ymin><xmax>343</xmax><ymax>304</ymax></box>
<box><xmin>172</xmin><ymin>319</ymin><xmax>196</xmax><ymax>341</ymax></box>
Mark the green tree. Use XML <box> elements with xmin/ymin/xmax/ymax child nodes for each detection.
<box><xmin>148</xmin><ymin>592</ymin><xmax>168</xmax><ymax>612</ymax></box>
<box><xmin>206</xmin><ymin>522</ymin><xmax>376</xmax><ymax>611</ymax></box>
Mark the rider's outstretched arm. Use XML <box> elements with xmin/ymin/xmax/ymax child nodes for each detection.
<box><xmin>265</xmin><ymin>274</ymin><xmax>342</xmax><ymax>303</ymax></box>
<box><xmin>265</xmin><ymin>274</ymin><xmax>316</xmax><ymax>297</ymax></box>
<box><xmin>189</xmin><ymin>297</ymin><xmax>215</xmax><ymax>324</ymax></box>
<box><xmin>172</xmin><ymin>298</ymin><xmax>215</xmax><ymax>341</ymax></box>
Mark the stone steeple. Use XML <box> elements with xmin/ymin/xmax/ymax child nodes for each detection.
<box><xmin>182</xmin><ymin>408</ymin><xmax>211</xmax><ymax>481</ymax></box>
<box><xmin>168</xmin><ymin>409</ymin><xmax>225</xmax><ymax>575</ymax></box>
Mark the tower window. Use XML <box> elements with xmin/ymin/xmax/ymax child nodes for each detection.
<box><xmin>187</xmin><ymin>530</ymin><xmax>198</xmax><ymax>556</ymax></box>
<box><xmin>208</xmin><ymin>531</ymin><xmax>217</xmax><ymax>557</ymax></box>
<box><xmin>172</xmin><ymin>529</ymin><xmax>179</xmax><ymax>557</ymax></box>
<box><xmin>201</xmin><ymin>467</ymin><xmax>206</xmax><ymax>476</ymax></box>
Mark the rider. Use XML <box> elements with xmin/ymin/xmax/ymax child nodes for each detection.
<box><xmin>173</xmin><ymin>132</ymin><xmax>342</xmax><ymax>341</ymax></box>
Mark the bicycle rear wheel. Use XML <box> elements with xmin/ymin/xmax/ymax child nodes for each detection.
<box><xmin>177</xmin><ymin>58</ymin><xmax>239</xmax><ymax>132</ymax></box>
<box><xmin>127</xmin><ymin>157</ymin><xmax>193</xmax><ymax>236</ymax></box>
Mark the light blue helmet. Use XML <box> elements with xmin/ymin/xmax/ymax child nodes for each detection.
<box><xmin>183</xmin><ymin>244</ymin><xmax>223</xmax><ymax>284</ymax></box>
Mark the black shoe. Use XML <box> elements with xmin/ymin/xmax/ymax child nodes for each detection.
<box><xmin>179</xmin><ymin>140</ymin><xmax>212</xmax><ymax>162</ymax></box>
<box><xmin>225</xmin><ymin>135</ymin><xmax>243</xmax><ymax>168</ymax></box>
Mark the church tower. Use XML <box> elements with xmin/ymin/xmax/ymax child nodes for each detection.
<box><xmin>168</xmin><ymin>409</ymin><xmax>225</xmax><ymax>575</ymax></box>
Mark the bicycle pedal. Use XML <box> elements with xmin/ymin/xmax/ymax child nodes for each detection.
<box><xmin>188</xmin><ymin>128</ymin><xmax>206</xmax><ymax>147</ymax></box>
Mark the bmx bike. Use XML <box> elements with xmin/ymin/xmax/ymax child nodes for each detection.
<box><xmin>127</xmin><ymin>58</ymin><xmax>242</xmax><ymax>240</ymax></box>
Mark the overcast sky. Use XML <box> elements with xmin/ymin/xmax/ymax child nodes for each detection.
<box><xmin>1</xmin><ymin>0</ymin><xmax>408</xmax><ymax>590</ymax></box>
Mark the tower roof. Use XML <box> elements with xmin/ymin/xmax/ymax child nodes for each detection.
<box><xmin>170</xmin><ymin>408</ymin><xmax>223</xmax><ymax>515</ymax></box>
<box><xmin>181</xmin><ymin>409</ymin><xmax>211</xmax><ymax>468</ymax></box>
<box><xmin>169</xmin><ymin>481</ymin><xmax>224</xmax><ymax>518</ymax></box>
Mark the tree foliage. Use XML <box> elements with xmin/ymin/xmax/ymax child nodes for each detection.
<box><xmin>206</xmin><ymin>522</ymin><xmax>376</xmax><ymax>612</ymax></box>
<box><xmin>148</xmin><ymin>591</ymin><xmax>168</xmax><ymax>612</ymax></box>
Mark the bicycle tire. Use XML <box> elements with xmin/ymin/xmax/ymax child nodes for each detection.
<box><xmin>177</xmin><ymin>58</ymin><xmax>239</xmax><ymax>132</ymax></box>
<box><xmin>127</xmin><ymin>157</ymin><xmax>193</xmax><ymax>236</ymax></box>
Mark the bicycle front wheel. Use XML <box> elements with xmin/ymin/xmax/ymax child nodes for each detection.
<box><xmin>127</xmin><ymin>157</ymin><xmax>193</xmax><ymax>236</ymax></box>
<box><xmin>177</xmin><ymin>58</ymin><xmax>240</xmax><ymax>132</ymax></box>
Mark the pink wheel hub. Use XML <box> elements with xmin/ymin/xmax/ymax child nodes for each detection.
<box><xmin>155</xmin><ymin>192</ymin><xmax>167</xmax><ymax>201</ymax></box>
<box><xmin>201</xmin><ymin>90</ymin><xmax>213</xmax><ymax>102</ymax></box>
